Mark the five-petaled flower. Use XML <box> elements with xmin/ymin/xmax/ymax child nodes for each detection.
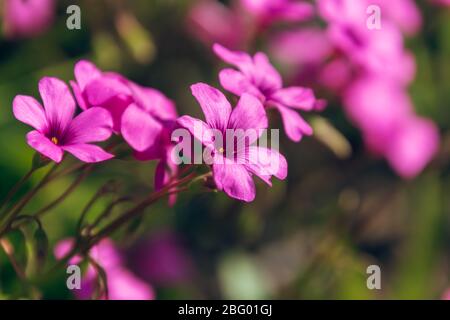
<box><xmin>177</xmin><ymin>83</ymin><xmax>287</xmax><ymax>202</ymax></box>
<box><xmin>13</xmin><ymin>77</ymin><xmax>114</xmax><ymax>163</ymax></box>
<box><xmin>213</xmin><ymin>43</ymin><xmax>317</xmax><ymax>142</ymax></box>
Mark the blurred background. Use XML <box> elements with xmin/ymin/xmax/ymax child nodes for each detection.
<box><xmin>0</xmin><ymin>0</ymin><xmax>449</xmax><ymax>299</ymax></box>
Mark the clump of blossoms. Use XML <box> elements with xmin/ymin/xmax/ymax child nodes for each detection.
<box><xmin>188</xmin><ymin>0</ymin><xmax>441</xmax><ymax>179</ymax></box>
<box><xmin>1</xmin><ymin>42</ymin><xmax>317</xmax><ymax>298</ymax></box>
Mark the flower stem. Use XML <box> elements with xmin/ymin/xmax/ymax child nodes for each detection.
<box><xmin>0</xmin><ymin>168</ymin><xmax>35</xmax><ymax>214</ymax></box>
<box><xmin>0</xmin><ymin>164</ymin><xmax>58</xmax><ymax>236</ymax></box>
<box><xmin>33</xmin><ymin>165</ymin><xmax>92</xmax><ymax>218</ymax></box>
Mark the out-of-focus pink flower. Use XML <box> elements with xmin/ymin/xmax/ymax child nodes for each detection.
<box><xmin>370</xmin><ymin>0</ymin><xmax>422</xmax><ymax>35</ymax></box>
<box><xmin>213</xmin><ymin>43</ymin><xmax>317</xmax><ymax>142</ymax></box>
<box><xmin>187</xmin><ymin>0</ymin><xmax>247</xmax><ymax>49</ymax></box>
<box><xmin>318</xmin><ymin>58</ymin><xmax>354</xmax><ymax>92</ymax></box>
<box><xmin>270</xmin><ymin>28</ymin><xmax>333</xmax><ymax>67</ymax></box>
<box><xmin>318</xmin><ymin>0</ymin><xmax>416</xmax><ymax>85</ymax></box>
<box><xmin>385</xmin><ymin>115</ymin><xmax>439</xmax><ymax>179</ymax></box>
<box><xmin>54</xmin><ymin>238</ymin><xmax>154</xmax><ymax>300</ymax></box>
<box><xmin>128</xmin><ymin>230</ymin><xmax>194</xmax><ymax>286</ymax></box>
<box><xmin>344</xmin><ymin>76</ymin><xmax>439</xmax><ymax>178</ymax></box>
<box><xmin>3</xmin><ymin>0</ymin><xmax>55</xmax><ymax>39</ymax></box>
<box><xmin>13</xmin><ymin>77</ymin><xmax>114</xmax><ymax>163</ymax></box>
<box><xmin>177</xmin><ymin>83</ymin><xmax>287</xmax><ymax>202</ymax></box>
<box><xmin>241</xmin><ymin>0</ymin><xmax>314</xmax><ymax>26</ymax></box>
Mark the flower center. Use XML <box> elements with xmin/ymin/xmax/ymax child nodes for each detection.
<box><xmin>51</xmin><ymin>137</ymin><xmax>59</xmax><ymax>145</ymax></box>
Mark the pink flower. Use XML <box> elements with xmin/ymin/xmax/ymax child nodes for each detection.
<box><xmin>344</xmin><ymin>76</ymin><xmax>439</xmax><ymax>178</ymax></box>
<box><xmin>71</xmin><ymin>60</ymin><xmax>177</xmax><ymax>153</ymax></box>
<box><xmin>177</xmin><ymin>83</ymin><xmax>287</xmax><ymax>202</ymax></box>
<box><xmin>121</xmin><ymin>81</ymin><xmax>177</xmax><ymax>152</ymax></box>
<box><xmin>187</xmin><ymin>0</ymin><xmax>247</xmax><ymax>49</ymax></box>
<box><xmin>71</xmin><ymin>60</ymin><xmax>134</xmax><ymax>134</ymax></box>
<box><xmin>241</xmin><ymin>0</ymin><xmax>314</xmax><ymax>26</ymax></box>
<box><xmin>370</xmin><ymin>0</ymin><xmax>422</xmax><ymax>35</ymax></box>
<box><xmin>270</xmin><ymin>28</ymin><xmax>333</xmax><ymax>67</ymax></box>
<box><xmin>318</xmin><ymin>0</ymin><xmax>416</xmax><ymax>85</ymax></box>
<box><xmin>3</xmin><ymin>0</ymin><xmax>55</xmax><ymax>39</ymax></box>
<box><xmin>128</xmin><ymin>230</ymin><xmax>194</xmax><ymax>286</ymax></box>
<box><xmin>134</xmin><ymin>122</ymin><xmax>179</xmax><ymax>206</ymax></box>
<box><xmin>213</xmin><ymin>43</ymin><xmax>317</xmax><ymax>142</ymax></box>
<box><xmin>54</xmin><ymin>238</ymin><xmax>154</xmax><ymax>300</ymax></box>
<box><xmin>13</xmin><ymin>77</ymin><xmax>114</xmax><ymax>163</ymax></box>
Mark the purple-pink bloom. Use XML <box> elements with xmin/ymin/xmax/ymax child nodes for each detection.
<box><xmin>54</xmin><ymin>238</ymin><xmax>154</xmax><ymax>300</ymax></box>
<box><xmin>317</xmin><ymin>0</ymin><xmax>416</xmax><ymax>85</ymax></box>
<box><xmin>134</xmin><ymin>122</ymin><xmax>179</xmax><ymax>206</ymax></box>
<box><xmin>270</xmin><ymin>28</ymin><xmax>333</xmax><ymax>67</ymax></box>
<box><xmin>241</xmin><ymin>0</ymin><xmax>314</xmax><ymax>26</ymax></box>
<box><xmin>3</xmin><ymin>0</ymin><xmax>55</xmax><ymax>39</ymax></box>
<box><xmin>344</xmin><ymin>75</ymin><xmax>439</xmax><ymax>178</ymax></box>
<box><xmin>127</xmin><ymin>230</ymin><xmax>194</xmax><ymax>286</ymax></box>
<box><xmin>122</xmin><ymin>81</ymin><xmax>177</xmax><ymax>152</ymax></box>
<box><xmin>177</xmin><ymin>83</ymin><xmax>287</xmax><ymax>202</ymax></box>
<box><xmin>213</xmin><ymin>43</ymin><xmax>317</xmax><ymax>142</ymax></box>
<box><xmin>370</xmin><ymin>0</ymin><xmax>422</xmax><ymax>35</ymax></box>
<box><xmin>187</xmin><ymin>0</ymin><xmax>247</xmax><ymax>49</ymax></box>
<box><xmin>13</xmin><ymin>77</ymin><xmax>114</xmax><ymax>163</ymax></box>
<box><xmin>71</xmin><ymin>60</ymin><xmax>134</xmax><ymax>134</ymax></box>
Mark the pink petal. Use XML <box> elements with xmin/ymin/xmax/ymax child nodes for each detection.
<box><xmin>129</xmin><ymin>83</ymin><xmax>178</xmax><ymax>121</ymax></box>
<box><xmin>26</xmin><ymin>130</ymin><xmax>64</xmax><ymax>163</ymax></box>
<box><xmin>190</xmin><ymin>83</ymin><xmax>231</xmax><ymax>131</ymax></box>
<box><xmin>386</xmin><ymin>116</ymin><xmax>439</xmax><ymax>179</ymax></box>
<box><xmin>213</xmin><ymin>160</ymin><xmax>256</xmax><ymax>202</ymax></box>
<box><xmin>84</xmin><ymin>76</ymin><xmax>132</xmax><ymax>106</ymax></box>
<box><xmin>74</xmin><ymin>60</ymin><xmax>102</xmax><ymax>91</ymax></box>
<box><xmin>218</xmin><ymin>68</ymin><xmax>261</xmax><ymax>98</ymax></box>
<box><xmin>276</xmin><ymin>105</ymin><xmax>313</xmax><ymax>142</ymax></box>
<box><xmin>245</xmin><ymin>146</ymin><xmax>287</xmax><ymax>186</ymax></box>
<box><xmin>213</xmin><ymin>43</ymin><xmax>254</xmax><ymax>76</ymax></box>
<box><xmin>13</xmin><ymin>95</ymin><xmax>47</xmax><ymax>131</ymax></box>
<box><xmin>38</xmin><ymin>77</ymin><xmax>76</xmax><ymax>132</ymax></box>
<box><xmin>277</xmin><ymin>2</ymin><xmax>314</xmax><ymax>22</ymax></box>
<box><xmin>70</xmin><ymin>80</ymin><xmax>88</xmax><ymax>110</ymax></box>
<box><xmin>62</xmin><ymin>144</ymin><xmax>114</xmax><ymax>163</ymax></box>
<box><xmin>121</xmin><ymin>103</ymin><xmax>163</xmax><ymax>152</ymax></box>
<box><xmin>66</xmin><ymin>107</ymin><xmax>113</xmax><ymax>144</ymax></box>
<box><xmin>252</xmin><ymin>52</ymin><xmax>282</xmax><ymax>91</ymax></box>
<box><xmin>107</xmin><ymin>268</ymin><xmax>154</xmax><ymax>300</ymax></box>
<box><xmin>270</xmin><ymin>87</ymin><xmax>316</xmax><ymax>110</ymax></box>
<box><xmin>176</xmin><ymin>115</ymin><xmax>216</xmax><ymax>149</ymax></box>
<box><xmin>228</xmin><ymin>93</ymin><xmax>268</xmax><ymax>140</ymax></box>
<box><xmin>54</xmin><ymin>238</ymin><xmax>82</xmax><ymax>265</ymax></box>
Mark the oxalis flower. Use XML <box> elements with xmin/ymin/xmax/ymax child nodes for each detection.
<box><xmin>213</xmin><ymin>43</ymin><xmax>317</xmax><ymax>142</ymax></box>
<box><xmin>177</xmin><ymin>83</ymin><xmax>287</xmax><ymax>202</ymax></box>
<box><xmin>13</xmin><ymin>77</ymin><xmax>114</xmax><ymax>163</ymax></box>
<box><xmin>3</xmin><ymin>0</ymin><xmax>55</xmax><ymax>39</ymax></box>
<box><xmin>54</xmin><ymin>238</ymin><xmax>154</xmax><ymax>300</ymax></box>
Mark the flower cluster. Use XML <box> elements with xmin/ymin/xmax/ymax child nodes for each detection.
<box><xmin>13</xmin><ymin>61</ymin><xmax>180</xmax><ymax>200</ymax></box>
<box><xmin>188</xmin><ymin>0</ymin><xmax>443</xmax><ymax>179</ymax></box>
<box><xmin>14</xmin><ymin>43</ymin><xmax>316</xmax><ymax>202</ymax></box>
